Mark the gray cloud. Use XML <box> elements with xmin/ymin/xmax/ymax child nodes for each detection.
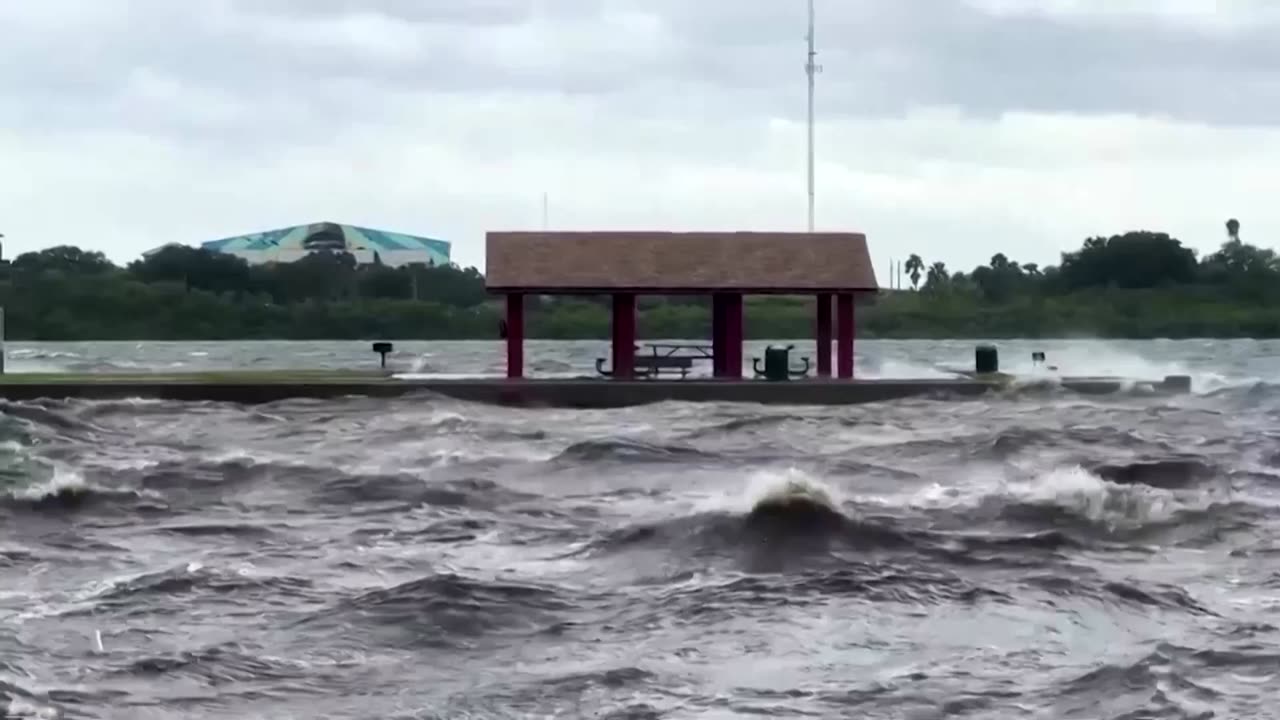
<box><xmin>231</xmin><ymin>0</ymin><xmax>538</xmax><ymax>25</ymax></box>
<box><xmin>4</xmin><ymin>0</ymin><xmax>1280</xmax><ymax>271</ymax></box>
<box><xmin>5</xmin><ymin>0</ymin><xmax>1278</xmax><ymax>148</ymax></box>
<box><xmin>652</xmin><ymin>0</ymin><xmax>1280</xmax><ymax>124</ymax></box>
<box><xmin>2</xmin><ymin>0</ymin><xmax>675</xmax><ymax>148</ymax></box>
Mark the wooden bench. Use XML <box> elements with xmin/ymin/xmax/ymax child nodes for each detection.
<box><xmin>595</xmin><ymin>355</ymin><xmax>694</xmax><ymax>379</ymax></box>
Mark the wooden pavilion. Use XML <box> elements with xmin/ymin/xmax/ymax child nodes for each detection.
<box><xmin>485</xmin><ymin>231</ymin><xmax>879</xmax><ymax>380</ymax></box>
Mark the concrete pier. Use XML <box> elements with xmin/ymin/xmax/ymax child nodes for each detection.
<box><xmin>0</xmin><ymin>372</ymin><xmax>1193</xmax><ymax>408</ymax></box>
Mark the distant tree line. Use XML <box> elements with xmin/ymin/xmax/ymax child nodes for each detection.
<box><xmin>1</xmin><ymin>221</ymin><xmax>1279</xmax><ymax>340</ymax></box>
<box><xmin>875</xmin><ymin>219</ymin><xmax>1280</xmax><ymax>337</ymax></box>
<box><xmin>900</xmin><ymin>219</ymin><xmax>1266</xmax><ymax>298</ymax></box>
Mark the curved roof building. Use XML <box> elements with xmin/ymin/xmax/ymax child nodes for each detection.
<box><xmin>197</xmin><ymin>222</ymin><xmax>451</xmax><ymax>268</ymax></box>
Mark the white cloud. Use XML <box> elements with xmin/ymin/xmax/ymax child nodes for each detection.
<box><xmin>1</xmin><ymin>0</ymin><xmax>1278</xmax><ymax>280</ymax></box>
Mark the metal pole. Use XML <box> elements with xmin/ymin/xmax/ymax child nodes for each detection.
<box><xmin>542</xmin><ymin>192</ymin><xmax>549</xmax><ymax>231</ymax></box>
<box><xmin>805</xmin><ymin>0</ymin><xmax>819</xmax><ymax>233</ymax></box>
<box><xmin>0</xmin><ymin>306</ymin><xmax>6</xmax><ymax>375</ymax></box>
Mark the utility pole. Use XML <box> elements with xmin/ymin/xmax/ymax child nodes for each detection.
<box><xmin>805</xmin><ymin>0</ymin><xmax>821</xmax><ymax>232</ymax></box>
<box><xmin>542</xmin><ymin>192</ymin><xmax>549</xmax><ymax>231</ymax></box>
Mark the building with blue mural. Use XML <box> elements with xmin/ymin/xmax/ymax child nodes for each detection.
<box><xmin>146</xmin><ymin>222</ymin><xmax>451</xmax><ymax>268</ymax></box>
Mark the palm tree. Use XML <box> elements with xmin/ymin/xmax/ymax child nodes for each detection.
<box><xmin>924</xmin><ymin>261</ymin><xmax>949</xmax><ymax>291</ymax></box>
<box><xmin>1226</xmin><ymin>218</ymin><xmax>1241</xmax><ymax>243</ymax></box>
<box><xmin>904</xmin><ymin>254</ymin><xmax>924</xmax><ymax>290</ymax></box>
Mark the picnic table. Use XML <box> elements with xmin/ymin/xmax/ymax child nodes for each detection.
<box><xmin>596</xmin><ymin>342</ymin><xmax>713</xmax><ymax>379</ymax></box>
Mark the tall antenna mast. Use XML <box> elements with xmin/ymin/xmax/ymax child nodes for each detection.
<box><xmin>805</xmin><ymin>0</ymin><xmax>821</xmax><ymax>232</ymax></box>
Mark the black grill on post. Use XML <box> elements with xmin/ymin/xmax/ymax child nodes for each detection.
<box><xmin>372</xmin><ymin>341</ymin><xmax>394</xmax><ymax>369</ymax></box>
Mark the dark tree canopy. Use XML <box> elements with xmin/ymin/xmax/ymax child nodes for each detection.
<box><xmin>13</xmin><ymin>245</ymin><xmax>116</xmax><ymax>276</ymax></box>
<box><xmin>1056</xmin><ymin>231</ymin><xmax>1199</xmax><ymax>290</ymax></box>
<box><xmin>1</xmin><ymin>228</ymin><xmax>1280</xmax><ymax>340</ymax></box>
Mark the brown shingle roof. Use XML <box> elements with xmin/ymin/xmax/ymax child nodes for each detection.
<box><xmin>485</xmin><ymin>231</ymin><xmax>878</xmax><ymax>293</ymax></box>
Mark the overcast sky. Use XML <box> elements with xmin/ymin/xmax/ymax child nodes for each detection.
<box><xmin>2</xmin><ymin>0</ymin><xmax>1278</xmax><ymax>278</ymax></box>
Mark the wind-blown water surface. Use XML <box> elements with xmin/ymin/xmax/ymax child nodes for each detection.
<box><xmin>2</xmin><ymin>339</ymin><xmax>1279</xmax><ymax>718</ymax></box>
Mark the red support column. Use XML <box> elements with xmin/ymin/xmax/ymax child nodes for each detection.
<box><xmin>611</xmin><ymin>292</ymin><xmax>637</xmax><ymax>378</ymax></box>
<box><xmin>711</xmin><ymin>294</ymin><xmax>727</xmax><ymax>377</ymax></box>
<box><xmin>506</xmin><ymin>293</ymin><xmax>524</xmax><ymax>379</ymax></box>
<box><xmin>725</xmin><ymin>293</ymin><xmax>744</xmax><ymax>379</ymax></box>
<box><xmin>848</xmin><ymin>295</ymin><xmax>857</xmax><ymax>379</ymax></box>
<box><xmin>815</xmin><ymin>293</ymin><xmax>832</xmax><ymax>377</ymax></box>
<box><xmin>836</xmin><ymin>293</ymin><xmax>855</xmax><ymax>379</ymax></box>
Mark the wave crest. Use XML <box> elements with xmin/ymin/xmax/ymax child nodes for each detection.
<box><xmin>299</xmin><ymin>573</ymin><xmax>576</xmax><ymax>650</ymax></box>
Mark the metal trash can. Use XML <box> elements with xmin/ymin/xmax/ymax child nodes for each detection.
<box><xmin>975</xmin><ymin>344</ymin><xmax>999</xmax><ymax>374</ymax></box>
<box><xmin>752</xmin><ymin>344</ymin><xmax>811</xmax><ymax>381</ymax></box>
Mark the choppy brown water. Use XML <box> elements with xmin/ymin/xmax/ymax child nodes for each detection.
<box><xmin>2</xmin><ymin>339</ymin><xmax>1280</xmax><ymax>718</ymax></box>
